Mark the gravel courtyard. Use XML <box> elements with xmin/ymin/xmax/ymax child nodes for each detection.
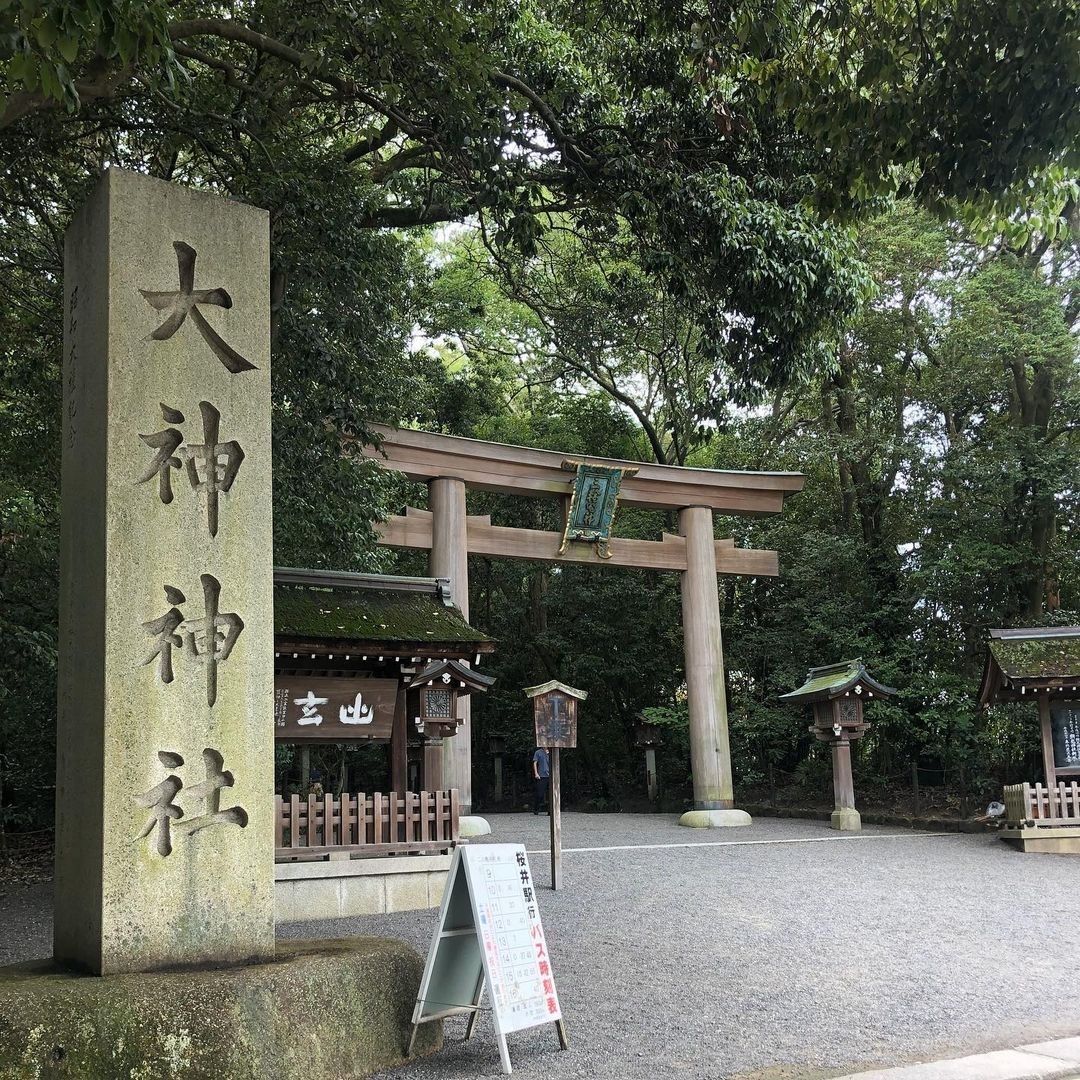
<box><xmin>3</xmin><ymin>813</ymin><xmax>1079</xmax><ymax>1079</ymax></box>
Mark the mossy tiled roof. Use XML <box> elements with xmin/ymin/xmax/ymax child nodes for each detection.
<box><xmin>274</xmin><ymin>585</ymin><xmax>490</xmax><ymax>646</ymax></box>
<box><xmin>779</xmin><ymin>659</ymin><xmax>896</xmax><ymax>702</ymax></box>
<box><xmin>988</xmin><ymin>631</ymin><xmax>1080</xmax><ymax>680</ymax></box>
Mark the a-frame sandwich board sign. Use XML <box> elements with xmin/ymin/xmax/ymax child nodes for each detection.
<box><xmin>407</xmin><ymin>843</ymin><xmax>568</xmax><ymax>1074</ymax></box>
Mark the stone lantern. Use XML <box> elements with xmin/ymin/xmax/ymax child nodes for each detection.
<box><xmin>780</xmin><ymin>659</ymin><xmax>896</xmax><ymax>832</ymax></box>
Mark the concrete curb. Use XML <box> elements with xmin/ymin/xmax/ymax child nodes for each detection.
<box><xmin>834</xmin><ymin>1036</ymin><xmax>1080</xmax><ymax>1079</ymax></box>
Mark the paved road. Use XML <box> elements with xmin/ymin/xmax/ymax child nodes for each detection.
<box><xmin>4</xmin><ymin>813</ymin><xmax>1079</xmax><ymax>1079</ymax></box>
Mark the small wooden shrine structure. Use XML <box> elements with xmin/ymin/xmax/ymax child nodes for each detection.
<box><xmin>780</xmin><ymin>659</ymin><xmax>896</xmax><ymax>832</ymax></box>
<box><xmin>979</xmin><ymin>627</ymin><xmax>1080</xmax><ymax>853</ymax></box>
<box><xmin>273</xmin><ymin>567</ymin><xmax>495</xmax><ymax>863</ymax></box>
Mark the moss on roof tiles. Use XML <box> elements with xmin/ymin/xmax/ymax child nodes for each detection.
<box><xmin>989</xmin><ymin>635</ymin><xmax>1080</xmax><ymax>680</ymax></box>
<box><xmin>274</xmin><ymin>585</ymin><xmax>490</xmax><ymax>645</ymax></box>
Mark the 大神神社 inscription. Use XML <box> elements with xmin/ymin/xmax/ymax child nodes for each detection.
<box><xmin>140</xmin><ymin>240</ymin><xmax>257</xmax><ymax>373</ymax></box>
<box><xmin>141</xmin><ymin>575</ymin><xmax>244</xmax><ymax>706</ymax></box>
<box><xmin>56</xmin><ymin>170</ymin><xmax>274</xmax><ymax>974</ymax></box>
<box><xmin>137</xmin><ymin>400</ymin><xmax>245</xmax><ymax>536</ymax></box>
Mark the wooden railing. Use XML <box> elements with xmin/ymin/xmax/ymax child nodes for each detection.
<box><xmin>1003</xmin><ymin>782</ymin><xmax>1080</xmax><ymax>827</ymax></box>
<box><xmin>275</xmin><ymin>789</ymin><xmax>460</xmax><ymax>861</ymax></box>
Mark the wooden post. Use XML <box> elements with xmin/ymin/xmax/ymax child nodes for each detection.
<box><xmin>493</xmin><ymin>753</ymin><xmax>504</xmax><ymax>802</ymax></box>
<box><xmin>645</xmin><ymin>747</ymin><xmax>658</xmax><ymax>802</ymax></box>
<box><xmin>912</xmin><ymin>760</ymin><xmax>920</xmax><ymax>818</ymax></box>
<box><xmin>1039</xmin><ymin>693</ymin><xmax>1057</xmax><ymax>789</ymax></box>
<box><xmin>831</xmin><ymin>741</ymin><xmax>855</xmax><ymax>810</ymax></box>
<box><xmin>423</xmin><ymin>738</ymin><xmax>443</xmax><ymax>791</ymax></box>
<box><xmin>549</xmin><ymin>747</ymin><xmax>562</xmax><ymax>890</ymax></box>
<box><xmin>429</xmin><ymin>477</ymin><xmax>472</xmax><ymax>811</ymax></box>
<box><xmin>300</xmin><ymin>745</ymin><xmax>311</xmax><ymax>792</ymax></box>
<box><xmin>679</xmin><ymin>506</ymin><xmax>733</xmax><ymax>809</ymax></box>
<box><xmin>390</xmin><ymin>686</ymin><xmax>408</xmax><ymax>794</ymax></box>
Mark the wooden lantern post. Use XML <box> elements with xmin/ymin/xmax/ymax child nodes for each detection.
<box><xmin>489</xmin><ymin>735</ymin><xmax>506</xmax><ymax>803</ymax></box>
<box><xmin>524</xmin><ymin>681</ymin><xmax>587</xmax><ymax>890</ymax></box>
<box><xmin>780</xmin><ymin>660</ymin><xmax>897</xmax><ymax>832</ymax></box>
<box><xmin>410</xmin><ymin>660</ymin><xmax>497</xmax><ymax>791</ymax></box>
<box><xmin>634</xmin><ymin>717</ymin><xmax>663</xmax><ymax>803</ymax></box>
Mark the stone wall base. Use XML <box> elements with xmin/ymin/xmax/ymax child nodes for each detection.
<box><xmin>0</xmin><ymin>939</ymin><xmax>439</xmax><ymax>1080</ymax></box>
<box><xmin>275</xmin><ymin>854</ymin><xmax>451</xmax><ymax>922</ymax></box>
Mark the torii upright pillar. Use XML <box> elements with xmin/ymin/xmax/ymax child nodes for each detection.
<box><xmin>363</xmin><ymin>424</ymin><xmax>803</xmax><ymax>829</ymax></box>
<box><xmin>428</xmin><ymin>477</ymin><xmax>473</xmax><ymax>812</ymax></box>
<box><xmin>678</xmin><ymin>506</ymin><xmax>747</xmax><ymax>825</ymax></box>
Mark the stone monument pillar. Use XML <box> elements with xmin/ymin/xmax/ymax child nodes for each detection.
<box><xmin>55</xmin><ymin>170</ymin><xmax>274</xmax><ymax>974</ymax></box>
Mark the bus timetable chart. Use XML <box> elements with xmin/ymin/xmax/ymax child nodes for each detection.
<box><xmin>408</xmin><ymin>843</ymin><xmax>568</xmax><ymax>1074</ymax></box>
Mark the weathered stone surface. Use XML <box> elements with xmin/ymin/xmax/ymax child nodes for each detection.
<box><xmin>0</xmin><ymin>940</ymin><xmax>439</xmax><ymax>1080</ymax></box>
<box><xmin>831</xmin><ymin>807</ymin><xmax>862</xmax><ymax>832</ymax></box>
<box><xmin>459</xmin><ymin>815</ymin><xmax>492</xmax><ymax>837</ymax></box>
<box><xmin>678</xmin><ymin>809</ymin><xmax>752</xmax><ymax>828</ymax></box>
<box><xmin>57</xmin><ymin>170</ymin><xmax>274</xmax><ymax>974</ymax></box>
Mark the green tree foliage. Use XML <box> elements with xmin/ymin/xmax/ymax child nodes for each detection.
<box><xmin>2</xmin><ymin>2</ymin><xmax>1079</xmax><ymax>829</ymax></box>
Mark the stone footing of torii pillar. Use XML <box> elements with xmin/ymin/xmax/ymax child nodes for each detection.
<box><xmin>0</xmin><ymin>171</ymin><xmax>440</xmax><ymax>1078</ymax></box>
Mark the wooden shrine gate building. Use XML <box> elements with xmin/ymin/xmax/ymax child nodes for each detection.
<box><xmin>272</xmin><ymin>567</ymin><xmax>496</xmax><ymax>918</ymax></box>
<box><xmin>361</xmin><ymin>424</ymin><xmax>805</xmax><ymax>819</ymax></box>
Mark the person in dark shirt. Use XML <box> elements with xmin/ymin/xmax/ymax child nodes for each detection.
<box><xmin>532</xmin><ymin>746</ymin><xmax>550</xmax><ymax>815</ymax></box>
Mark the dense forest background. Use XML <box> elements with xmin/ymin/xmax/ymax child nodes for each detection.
<box><xmin>2</xmin><ymin>1</ymin><xmax>1079</xmax><ymax>843</ymax></box>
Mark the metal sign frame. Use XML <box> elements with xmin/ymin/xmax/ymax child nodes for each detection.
<box><xmin>407</xmin><ymin>844</ymin><xmax>568</xmax><ymax>1074</ymax></box>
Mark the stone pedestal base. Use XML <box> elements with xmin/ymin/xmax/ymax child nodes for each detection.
<box><xmin>459</xmin><ymin>815</ymin><xmax>492</xmax><ymax>837</ymax></box>
<box><xmin>275</xmin><ymin>854</ymin><xmax>450</xmax><ymax>922</ymax></box>
<box><xmin>999</xmin><ymin>826</ymin><xmax>1080</xmax><ymax>854</ymax></box>
<box><xmin>831</xmin><ymin>807</ymin><xmax>862</xmax><ymax>832</ymax></box>
<box><xmin>678</xmin><ymin>809</ymin><xmax>752</xmax><ymax>828</ymax></box>
<box><xmin>0</xmin><ymin>939</ymin><xmax>439</xmax><ymax>1079</ymax></box>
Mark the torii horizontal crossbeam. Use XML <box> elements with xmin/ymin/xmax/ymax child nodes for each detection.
<box><xmin>377</xmin><ymin>508</ymin><xmax>780</xmax><ymax>576</ymax></box>
<box><xmin>361</xmin><ymin>424</ymin><xmax>804</xmax><ymax>515</ymax></box>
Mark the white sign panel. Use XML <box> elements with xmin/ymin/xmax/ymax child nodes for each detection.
<box><xmin>409</xmin><ymin>844</ymin><xmax>566</xmax><ymax>1074</ymax></box>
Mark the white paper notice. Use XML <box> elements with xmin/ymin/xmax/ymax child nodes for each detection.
<box><xmin>467</xmin><ymin>845</ymin><xmax>561</xmax><ymax>1034</ymax></box>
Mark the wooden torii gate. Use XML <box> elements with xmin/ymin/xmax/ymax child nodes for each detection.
<box><xmin>362</xmin><ymin>424</ymin><xmax>804</xmax><ymax>819</ymax></box>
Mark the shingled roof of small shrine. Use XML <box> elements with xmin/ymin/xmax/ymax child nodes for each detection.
<box><xmin>779</xmin><ymin>659</ymin><xmax>897</xmax><ymax>703</ymax></box>
<box><xmin>273</xmin><ymin>568</ymin><xmax>492</xmax><ymax>649</ymax></box>
<box><xmin>987</xmin><ymin>628</ymin><xmax>1080</xmax><ymax>680</ymax></box>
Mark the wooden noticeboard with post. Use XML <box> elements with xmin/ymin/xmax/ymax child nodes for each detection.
<box><xmin>524</xmin><ymin>681</ymin><xmax>587</xmax><ymax>890</ymax></box>
<box><xmin>979</xmin><ymin>626</ymin><xmax>1080</xmax><ymax>853</ymax></box>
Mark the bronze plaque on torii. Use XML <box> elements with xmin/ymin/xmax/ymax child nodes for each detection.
<box><xmin>274</xmin><ymin>676</ymin><xmax>397</xmax><ymax>741</ymax></box>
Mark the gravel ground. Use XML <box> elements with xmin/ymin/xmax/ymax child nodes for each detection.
<box><xmin>3</xmin><ymin>813</ymin><xmax>1080</xmax><ymax>1080</ymax></box>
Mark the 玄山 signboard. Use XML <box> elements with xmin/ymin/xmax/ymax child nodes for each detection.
<box><xmin>273</xmin><ymin>676</ymin><xmax>396</xmax><ymax>740</ymax></box>
<box><xmin>408</xmin><ymin>844</ymin><xmax>567</xmax><ymax>1074</ymax></box>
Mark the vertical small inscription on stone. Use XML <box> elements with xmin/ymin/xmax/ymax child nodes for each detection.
<box><xmin>66</xmin><ymin>285</ymin><xmax>78</xmax><ymax>448</ymax></box>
